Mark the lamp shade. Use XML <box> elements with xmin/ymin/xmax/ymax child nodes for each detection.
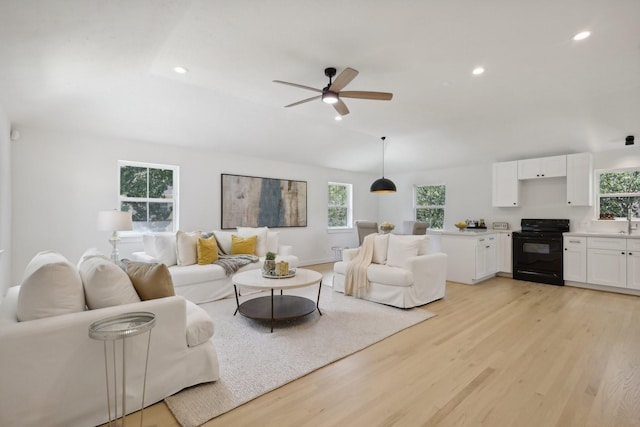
<box><xmin>97</xmin><ymin>210</ymin><xmax>133</xmax><ymax>231</ymax></box>
<box><xmin>370</xmin><ymin>177</ymin><xmax>397</xmax><ymax>193</ymax></box>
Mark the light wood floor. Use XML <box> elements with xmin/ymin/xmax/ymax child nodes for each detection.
<box><xmin>134</xmin><ymin>265</ymin><xmax>640</xmax><ymax>427</ymax></box>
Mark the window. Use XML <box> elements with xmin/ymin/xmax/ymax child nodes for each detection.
<box><xmin>119</xmin><ymin>161</ymin><xmax>179</xmax><ymax>232</ymax></box>
<box><xmin>415</xmin><ymin>184</ymin><xmax>446</xmax><ymax>229</ymax></box>
<box><xmin>328</xmin><ymin>182</ymin><xmax>352</xmax><ymax>229</ymax></box>
<box><xmin>596</xmin><ymin>168</ymin><xmax>640</xmax><ymax>219</ymax></box>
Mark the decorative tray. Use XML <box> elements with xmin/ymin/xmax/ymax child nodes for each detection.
<box><xmin>262</xmin><ymin>269</ymin><xmax>296</xmax><ymax>279</ymax></box>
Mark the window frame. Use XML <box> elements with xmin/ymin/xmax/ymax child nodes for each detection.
<box><xmin>414</xmin><ymin>183</ymin><xmax>446</xmax><ymax>229</ymax></box>
<box><xmin>595</xmin><ymin>167</ymin><xmax>640</xmax><ymax>220</ymax></box>
<box><xmin>327</xmin><ymin>182</ymin><xmax>353</xmax><ymax>230</ymax></box>
<box><xmin>118</xmin><ymin>160</ymin><xmax>180</xmax><ymax>234</ymax></box>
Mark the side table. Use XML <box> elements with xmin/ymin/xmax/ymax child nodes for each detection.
<box><xmin>89</xmin><ymin>312</ymin><xmax>156</xmax><ymax>427</ymax></box>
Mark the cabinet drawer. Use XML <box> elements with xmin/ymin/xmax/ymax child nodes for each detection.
<box><xmin>564</xmin><ymin>236</ymin><xmax>586</xmax><ymax>251</ymax></box>
<box><xmin>628</xmin><ymin>239</ymin><xmax>640</xmax><ymax>251</ymax></box>
<box><xmin>476</xmin><ymin>234</ymin><xmax>497</xmax><ymax>245</ymax></box>
<box><xmin>587</xmin><ymin>237</ymin><xmax>626</xmax><ymax>250</ymax></box>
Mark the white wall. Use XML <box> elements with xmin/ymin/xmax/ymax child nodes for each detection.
<box><xmin>379</xmin><ymin>146</ymin><xmax>640</xmax><ymax>234</ymax></box>
<box><xmin>0</xmin><ymin>107</ymin><xmax>11</xmax><ymax>297</ymax></box>
<box><xmin>10</xmin><ymin>128</ymin><xmax>377</xmax><ymax>284</ymax></box>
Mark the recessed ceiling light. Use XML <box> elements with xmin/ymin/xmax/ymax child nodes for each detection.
<box><xmin>573</xmin><ymin>31</ymin><xmax>591</xmax><ymax>41</ymax></box>
<box><xmin>173</xmin><ymin>66</ymin><xmax>189</xmax><ymax>74</ymax></box>
<box><xmin>334</xmin><ymin>115</ymin><xmax>343</xmax><ymax>121</ymax></box>
<box><xmin>472</xmin><ymin>67</ymin><xmax>485</xmax><ymax>76</ymax></box>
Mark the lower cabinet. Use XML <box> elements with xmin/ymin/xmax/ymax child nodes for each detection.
<box><xmin>441</xmin><ymin>233</ymin><xmax>497</xmax><ymax>284</ymax></box>
<box><xmin>563</xmin><ymin>236</ymin><xmax>586</xmax><ymax>282</ymax></box>
<box><xmin>498</xmin><ymin>231</ymin><xmax>512</xmax><ymax>274</ymax></box>
<box><xmin>564</xmin><ymin>235</ymin><xmax>640</xmax><ymax>291</ymax></box>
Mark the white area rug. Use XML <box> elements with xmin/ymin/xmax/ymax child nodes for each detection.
<box><xmin>165</xmin><ymin>285</ymin><xmax>436</xmax><ymax>427</ymax></box>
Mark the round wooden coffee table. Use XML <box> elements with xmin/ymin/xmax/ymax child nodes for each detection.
<box><xmin>232</xmin><ymin>268</ymin><xmax>323</xmax><ymax>332</ymax></box>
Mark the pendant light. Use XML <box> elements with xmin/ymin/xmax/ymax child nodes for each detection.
<box><xmin>370</xmin><ymin>136</ymin><xmax>397</xmax><ymax>193</ymax></box>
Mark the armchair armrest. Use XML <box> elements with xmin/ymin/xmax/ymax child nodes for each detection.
<box><xmin>405</xmin><ymin>252</ymin><xmax>447</xmax><ymax>301</ymax></box>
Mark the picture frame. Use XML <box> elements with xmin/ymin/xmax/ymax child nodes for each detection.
<box><xmin>221</xmin><ymin>174</ymin><xmax>307</xmax><ymax>229</ymax></box>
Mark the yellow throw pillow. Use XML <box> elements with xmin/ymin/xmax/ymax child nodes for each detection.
<box><xmin>231</xmin><ymin>234</ymin><xmax>257</xmax><ymax>255</ymax></box>
<box><xmin>197</xmin><ymin>236</ymin><xmax>219</xmax><ymax>265</ymax></box>
<box><xmin>122</xmin><ymin>260</ymin><xmax>175</xmax><ymax>301</ymax></box>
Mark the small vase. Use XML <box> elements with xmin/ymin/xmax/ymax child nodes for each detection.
<box><xmin>263</xmin><ymin>260</ymin><xmax>276</xmax><ymax>274</ymax></box>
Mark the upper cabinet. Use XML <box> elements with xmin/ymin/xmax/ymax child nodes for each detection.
<box><xmin>566</xmin><ymin>152</ymin><xmax>593</xmax><ymax>206</ymax></box>
<box><xmin>517</xmin><ymin>155</ymin><xmax>567</xmax><ymax>179</ymax></box>
<box><xmin>492</xmin><ymin>161</ymin><xmax>520</xmax><ymax>207</ymax></box>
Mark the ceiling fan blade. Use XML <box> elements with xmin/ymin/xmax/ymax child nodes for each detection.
<box><xmin>339</xmin><ymin>91</ymin><xmax>393</xmax><ymax>101</ymax></box>
<box><xmin>273</xmin><ymin>80</ymin><xmax>323</xmax><ymax>93</ymax></box>
<box><xmin>329</xmin><ymin>67</ymin><xmax>359</xmax><ymax>92</ymax></box>
<box><xmin>284</xmin><ymin>95</ymin><xmax>321</xmax><ymax>108</ymax></box>
<box><xmin>333</xmin><ymin>99</ymin><xmax>350</xmax><ymax>116</ymax></box>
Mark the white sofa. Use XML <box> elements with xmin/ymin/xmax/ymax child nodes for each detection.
<box><xmin>333</xmin><ymin>234</ymin><xmax>447</xmax><ymax>308</ymax></box>
<box><xmin>0</xmin><ymin>251</ymin><xmax>219</xmax><ymax>427</ymax></box>
<box><xmin>132</xmin><ymin>228</ymin><xmax>299</xmax><ymax>304</ymax></box>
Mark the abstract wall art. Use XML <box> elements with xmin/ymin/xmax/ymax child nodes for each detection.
<box><xmin>221</xmin><ymin>174</ymin><xmax>307</xmax><ymax>229</ymax></box>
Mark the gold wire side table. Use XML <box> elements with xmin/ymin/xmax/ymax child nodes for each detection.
<box><xmin>89</xmin><ymin>312</ymin><xmax>156</xmax><ymax>427</ymax></box>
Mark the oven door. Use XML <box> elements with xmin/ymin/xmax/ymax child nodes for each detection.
<box><xmin>512</xmin><ymin>233</ymin><xmax>564</xmax><ymax>285</ymax></box>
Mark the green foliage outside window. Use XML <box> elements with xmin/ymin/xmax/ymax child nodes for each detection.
<box><xmin>599</xmin><ymin>170</ymin><xmax>640</xmax><ymax>219</ymax></box>
<box><xmin>328</xmin><ymin>183</ymin><xmax>351</xmax><ymax>227</ymax></box>
<box><xmin>415</xmin><ymin>184</ymin><xmax>445</xmax><ymax>229</ymax></box>
<box><xmin>120</xmin><ymin>164</ymin><xmax>176</xmax><ymax>232</ymax></box>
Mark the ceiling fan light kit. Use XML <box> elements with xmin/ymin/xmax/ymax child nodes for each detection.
<box><xmin>371</xmin><ymin>136</ymin><xmax>397</xmax><ymax>194</ymax></box>
<box><xmin>274</xmin><ymin>67</ymin><xmax>393</xmax><ymax>116</ymax></box>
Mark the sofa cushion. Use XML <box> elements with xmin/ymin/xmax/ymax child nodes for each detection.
<box><xmin>78</xmin><ymin>251</ymin><xmax>140</xmax><ymax>309</ymax></box>
<box><xmin>151</xmin><ymin>233</ymin><xmax>178</xmax><ymax>266</ymax></box>
<box><xmin>372</xmin><ymin>234</ymin><xmax>390</xmax><ymax>264</ymax></box>
<box><xmin>386</xmin><ymin>234</ymin><xmax>421</xmax><ymax>268</ymax></box>
<box><xmin>231</xmin><ymin>234</ymin><xmax>257</xmax><ymax>255</ymax></box>
<box><xmin>237</xmin><ymin>227</ymin><xmax>268</xmax><ymax>256</ymax></box>
<box><xmin>185</xmin><ymin>301</ymin><xmax>215</xmax><ymax>347</ymax></box>
<box><xmin>168</xmin><ymin>264</ymin><xmax>230</xmax><ymax>287</ymax></box>
<box><xmin>123</xmin><ymin>260</ymin><xmax>176</xmax><ymax>300</ymax></box>
<box><xmin>367</xmin><ymin>263</ymin><xmax>414</xmax><ymax>287</ymax></box>
<box><xmin>17</xmin><ymin>251</ymin><xmax>85</xmax><ymax>321</ymax></box>
<box><xmin>176</xmin><ymin>230</ymin><xmax>201</xmax><ymax>266</ymax></box>
<box><xmin>212</xmin><ymin>230</ymin><xmax>233</xmax><ymax>254</ymax></box>
<box><xmin>197</xmin><ymin>236</ymin><xmax>219</xmax><ymax>265</ymax></box>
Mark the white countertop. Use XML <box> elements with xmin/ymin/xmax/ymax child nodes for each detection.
<box><xmin>428</xmin><ymin>229</ymin><xmax>499</xmax><ymax>236</ymax></box>
<box><xmin>564</xmin><ymin>231</ymin><xmax>640</xmax><ymax>239</ymax></box>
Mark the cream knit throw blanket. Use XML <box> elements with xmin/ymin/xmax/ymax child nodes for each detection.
<box><xmin>344</xmin><ymin>233</ymin><xmax>376</xmax><ymax>297</ymax></box>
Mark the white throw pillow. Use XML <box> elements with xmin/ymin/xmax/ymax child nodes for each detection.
<box><xmin>176</xmin><ymin>230</ymin><xmax>201</xmax><ymax>266</ymax></box>
<box><xmin>78</xmin><ymin>252</ymin><xmax>141</xmax><ymax>309</ymax></box>
<box><xmin>17</xmin><ymin>251</ymin><xmax>85</xmax><ymax>321</ymax></box>
<box><xmin>386</xmin><ymin>235</ymin><xmax>421</xmax><ymax>268</ymax></box>
<box><xmin>266</xmin><ymin>231</ymin><xmax>279</xmax><ymax>254</ymax></box>
<box><xmin>372</xmin><ymin>234</ymin><xmax>390</xmax><ymax>264</ymax></box>
<box><xmin>143</xmin><ymin>233</ymin><xmax>177</xmax><ymax>266</ymax></box>
<box><xmin>237</xmin><ymin>226</ymin><xmax>269</xmax><ymax>257</ymax></box>
<box><xmin>212</xmin><ymin>230</ymin><xmax>233</xmax><ymax>254</ymax></box>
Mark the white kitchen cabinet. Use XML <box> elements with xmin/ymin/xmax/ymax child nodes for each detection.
<box><xmin>627</xmin><ymin>240</ymin><xmax>640</xmax><ymax>290</ymax></box>
<box><xmin>587</xmin><ymin>238</ymin><xmax>627</xmax><ymax>288</ymax></box>
<box><xmin>492</xmin><ymin>161</ymin><xmax>520</xmax><ymax>207</ymax></box>
<box><xmin>563</xmin><ymin>236</ymin><xmax>586</xmax><ymax>282</ymax></box>
<box><xmin>566</xmin><ymin>152</ymin><xmax>593</xmax><ymax>206</ymax></box>
<box><xmin>517</xmin><ymin>155</ymin><xmax>567</xmax><ymax>179</ymax></box>
<box><xmin>498</xmin><ymin>231</ymin><xmax>512</xmax><ymax>274</ymax></box>
<box><xmin>440</xmin><ymin>233</ymin><xmax>497</xmax><ymax>284</ymax></box>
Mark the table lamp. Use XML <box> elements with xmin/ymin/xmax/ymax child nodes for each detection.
<box><xmin>97</xmin><ymin>210</ymin><xmax>133</xmax><ymax>264</ymax></box>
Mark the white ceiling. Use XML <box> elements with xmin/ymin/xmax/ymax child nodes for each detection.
<box><xmin>1</xmin><ymin>0</ymin><xmax>639</xmax><ymax>174</ymax></box>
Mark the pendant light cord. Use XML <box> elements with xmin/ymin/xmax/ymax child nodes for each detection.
<box><xmin>381</xmin><ymin>136</ymin><xmax>386</xmax><ymax>177</ymax></box>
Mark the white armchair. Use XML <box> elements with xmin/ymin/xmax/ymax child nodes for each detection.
<box><xmin>333</xmin><ymin>234</ymin><xmax>446</xmax><ymax>308</ymax></box>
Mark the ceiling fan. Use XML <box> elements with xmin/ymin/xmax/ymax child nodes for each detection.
<box><xmin>273</xmin><ymin>67</ymin><xmax>393</xmax><ymax>116</ymax></box>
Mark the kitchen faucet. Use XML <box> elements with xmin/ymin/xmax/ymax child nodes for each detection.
<box><xmin>629</xmin><ymin>207</ymin><xmax>633</xmax><ymax>235</ymax></box>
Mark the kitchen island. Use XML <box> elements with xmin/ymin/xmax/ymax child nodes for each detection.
<box><xmin>428</xmin><ymin>229</ymin><xmax>498</xmax><ymax>284</ymax></box>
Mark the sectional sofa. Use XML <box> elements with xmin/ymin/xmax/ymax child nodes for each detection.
<box><xmin>131</xmin><ymin>227</ymin><xmax>299</xmax><ymax>304</ymax></box>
